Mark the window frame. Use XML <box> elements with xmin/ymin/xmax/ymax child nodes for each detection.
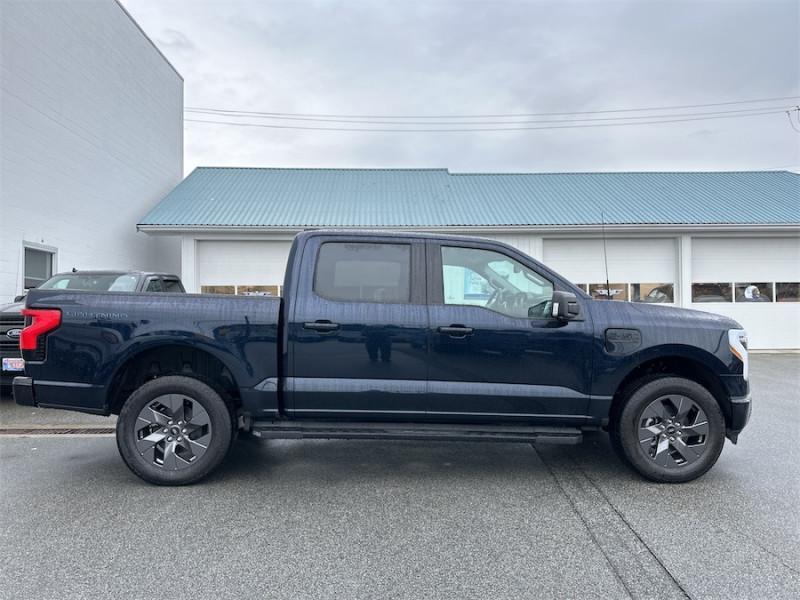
<box><xmin>22</xmin><ymin>242</ymin><xmax>57</xmax><ymax>290</ymax></box>
<box><xmin>311</xmin><ymin>239</ymin><xmax>422</xmax><ymax>305</ymax></box>
<box><xmin>430</xmin><ymin>241</ymin><xmax>560</xmax><ymax>321</ymax></box>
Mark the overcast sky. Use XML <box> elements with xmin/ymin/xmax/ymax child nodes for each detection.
<box><xmin>122</xmin><ymin>0</ymin><xmax>799</xmax><ymax>176</ymax></box>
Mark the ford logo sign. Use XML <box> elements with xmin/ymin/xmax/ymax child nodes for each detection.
<box><xmin>6</xmin><ymin>328</ymin><xmax>21</xmax><ymax>340</ymax></box>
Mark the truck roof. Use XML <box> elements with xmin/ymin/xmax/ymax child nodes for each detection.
<box><xmin>56</xmin><ymin>270</ymin><xmax>180</xmax><ymax>278</ymax></box>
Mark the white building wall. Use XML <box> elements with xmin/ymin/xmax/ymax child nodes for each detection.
<box><xmin>0</xmin><ymin>0</ymin><xmax>182</xmax><ymax>302</ymax></box>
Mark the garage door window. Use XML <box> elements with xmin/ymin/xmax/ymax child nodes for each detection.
<box><xmin>201</xmin><ymin>285</ymin><xmax>235</xmax><ymax>295</ymax></box>
<box><xmin>24</xmin><ymin>247</ymin><xmax>54</xmax><ymax>289</ymax></box>
<box><xmin>776</xmin><ymin>283</ymin><xmax>800</xmax><ymax>302</ymax></box>
<box><xmin>631</xmin><ymin>283</ymin><xmax>674</xmax><ymax>303</ymax></box>
<box><xmin>589</xmin><ymin>283</ymin><xmax>628</xmax><ymax>301</ymax></box>
<box><xmin>692</xmin><ymin>283</ymin><xmax>732</xmax><ymax>303</ymax></box>
<box><xmin>314</xmin><ymin>242</ymin><xmax>411</xmax><ymax>303</ymax></box>
<box><xmin>735</xmin><ymin>282</ymin><xmax>773</xmax><ymax>302</ymax></box>
<box><xmin>238</xmin><ymin>285</ymin><xmax>280</xmax><ymax>296</ymax></box>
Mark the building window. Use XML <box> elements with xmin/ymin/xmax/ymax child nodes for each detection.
<box><xmin>776</xmin><ymin>283</ymin><xmax>800</xmax><ymax>302</ymax></box>
<box><xmin>24</xmin><ymin>247</ymin><xmax>54</xmax><ymax>289</ymax></box>
<box><xmin>692</xmin><ymin>283</ymin><xmax>732</xmax><ymax>303</ymax></box>
<box><xmin>631</xmin><ymin>283</ymin><xmax>674</xmax><ymax>303</ymax></box>
<box><xmin>589</xmin><ymin>283</ymin><xmax>629</xmax><ymax>301</ymax></box>
<box><xmin>735</xmin><ymin>282</ymin><xmax>773</xmax><ymax>303</ymax></box>
<box><xmin>314</xmin><ymin>242</ymin><xmax>411</xmax><ymax>303</ymax></box>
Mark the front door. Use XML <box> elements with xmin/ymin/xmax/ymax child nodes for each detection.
<box><xmin>287</xmin><ymin>235</ymin><xmax>429</xmax><ymax>419</ymax></box>
<box><xmin>426</xmin><ymin>240</ymin><xmax>593</xmax><ymax>424</ymax></box>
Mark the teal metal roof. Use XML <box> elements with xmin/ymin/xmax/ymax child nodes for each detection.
<box><xmin>139</xmin><ymin>168</ymin><xmax>800</xmax><ymax>228</ymax></box>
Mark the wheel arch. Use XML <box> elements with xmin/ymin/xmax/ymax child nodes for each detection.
<box><xmin>609</xmin><ymin>348</ymin><xmax>732</xmax><ymax>430</ymax></box>
<box><xmin>106</xmin><ymin>342</ymin><xmax>242</xmax><ymax>415</ymax></box>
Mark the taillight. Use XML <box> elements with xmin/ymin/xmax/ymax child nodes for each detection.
<box><xmin>20</xmin><ymin>308</ymin><xmax>61</xmax><ymax>357</ymax></box>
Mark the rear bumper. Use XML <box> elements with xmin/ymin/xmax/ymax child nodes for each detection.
<box><xmin>13</xmin><ymin>376</ymin><xmax>107</xmax><ymax>414</ymax></box>
<box><xmin>12</xmin><ymin>376</ymin><xmax>35</xmax><ymax>406</ymax></box>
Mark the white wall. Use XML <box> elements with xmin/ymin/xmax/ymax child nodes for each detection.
<box><xmin>0</xmin><ymin>0</ymin><xmax>183</xmax><ymax>302</ymax></box>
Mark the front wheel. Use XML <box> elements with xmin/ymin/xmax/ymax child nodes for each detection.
<box><xmin>612</xmin><ymin>377</ymin><xmax>726</xmax><ymax>483</ymax></box>
<box><xmin>116</xmin><ymin>376</ymin><xmax>234</xmax><ymax>485</ymax></box>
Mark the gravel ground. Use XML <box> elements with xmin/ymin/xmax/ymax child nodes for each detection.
<box><xmin>0</xmin><ymin>354</ymin><xmax>798</xmax><ymax>599</ymax></box>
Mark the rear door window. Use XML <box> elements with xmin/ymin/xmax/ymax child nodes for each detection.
<box><xmin>314</xmin><ymin>242</ymin><xmax>411</xmax><ymax>303</ymax></box>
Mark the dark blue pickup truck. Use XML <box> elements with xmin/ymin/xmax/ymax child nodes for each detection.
<box><xmin>14</xmin><ymin>231</ymin><xmax>751</xmax><ymax>485</ymax></box>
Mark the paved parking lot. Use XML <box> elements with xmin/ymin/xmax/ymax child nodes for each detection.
<box><xmin>1</xmin><ymin>355</ymin><xmax>798</xmax><ymax>599</ymax></box>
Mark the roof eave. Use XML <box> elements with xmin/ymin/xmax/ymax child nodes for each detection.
<box><xmin>137</xmin><ymin>223</ymin><xmax>800</xmax><ymax>235</ymax></box>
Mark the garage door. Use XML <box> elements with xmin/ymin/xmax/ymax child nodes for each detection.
<box><xmin>692</xmin><ymin>237</ymin><xmax>800</xmax><ymax>349</ymax></box>
<box><xmin>543</xmin><ymin>238</ymin><xmax>677</xmax><ymax>303</ymax></box>
<box><xmin>196</xmin><ymin>240</ymin><xmax>292</xmax><ymax>296</ymax></box>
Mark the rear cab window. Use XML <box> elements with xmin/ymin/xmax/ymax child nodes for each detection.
<box><xmin>162</xmin><ymin>278</ymin><xmax>185</xmax><ymax>293</ymax></box>
<box><xmin>144</xmin><ymin>278</ymin><xmax>164</xmax><ymax>292</ymax></box>
<box><xmin>314</xmin><ymin>242</ymin><xmax>411</xmax><ymax>303</ymax></box>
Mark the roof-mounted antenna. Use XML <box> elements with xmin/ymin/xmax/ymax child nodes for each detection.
<box><xmin>601</xmin><ymin>211</ymin><xmax>611</xmax><ymax>300</ymax></box>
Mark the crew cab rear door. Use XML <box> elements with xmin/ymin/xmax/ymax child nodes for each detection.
<box><xmin>286</xmin><ymin>234</ymin><xmax>429</xmax><ymax>418</ymax></box>
<box><xmin>425</xmin><ymin>239</ymin><xmax>594</xmax><ymax>423</ymax></box>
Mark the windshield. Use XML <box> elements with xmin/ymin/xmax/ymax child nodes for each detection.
<box><xmin>39</xmin><ymin>273</ymin><xmax>139</xmax><ymax>292</ymax></box>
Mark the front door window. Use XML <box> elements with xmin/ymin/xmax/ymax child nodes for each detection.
<box><xmin>441</xmin><ymin>246</ymin><xmax>554</xmax><ymax>319</ymax></box>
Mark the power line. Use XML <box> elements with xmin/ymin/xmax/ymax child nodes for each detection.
<box><xmin>184</xmin><ymin>109</ymin><xmax>786</xmax><ymax>133</ymax></box>
<box><xmin>184</xmin><ymin>95</ymin><xmax>800</xmax><ymax>120</ymax></box>
<box><xmin>185</xmin><ymin>104</ymin><xmax>795</xmax><ymax>126</ymax></box>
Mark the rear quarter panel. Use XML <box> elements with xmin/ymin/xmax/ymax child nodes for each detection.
<box><xmin>24</xmin><ymin>290</ymin><xmax>280</xmax><ymax>414</ymax></box>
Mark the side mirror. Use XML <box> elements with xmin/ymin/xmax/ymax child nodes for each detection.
<box><xmin>551</xmin><ymin>291</ymin><xmax>581</xmax><ymax>320</ymax></box>
<box><xmin>14</xmin><ymin>295</ymin><xmax>25</xmax><ymax>303</ymax></box>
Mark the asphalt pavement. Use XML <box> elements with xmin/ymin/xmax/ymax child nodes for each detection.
<box><xmin>0</xmin><ymin>354</ymin><xmax>798</xmax><ymax>599</ymax></box>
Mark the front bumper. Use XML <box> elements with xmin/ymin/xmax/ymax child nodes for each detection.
<box><xmin>12</xmin><ymin>376</ymin><xmax>35</xmax><ymax>406</ymax></box>
<box><xmin>727</xmin><ymin>392</ymin><xmax>752</xmax><ymax>443</ymax></box>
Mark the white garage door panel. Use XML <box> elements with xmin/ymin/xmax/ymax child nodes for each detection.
<box><xmin>479</xmin><ymin>234</ymin><xmax>537</xmax><ymax>257</ymax></box>
<box><xmin>543</xmin><ymin>238</ymin><xmax>676</xmax><ymax>283</ymax></box>
<box><xmin>197</xmin><ymin>240</ymin><xmax>291</xmax><ymax>286</ymax></box>
<box><xmin>692</xmin><ymin>237</ymin><xmax>800</xmax><ymax>282</ymax></box>
<box><xmin>698</xmin><ymin>304</ymin><xmax>800</xmax><ymax>350</ymax></box>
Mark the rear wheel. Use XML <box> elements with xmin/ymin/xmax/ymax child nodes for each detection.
<box><xmin>116</xmin><ymin>376</ymin><xmax>234</xmax><ymax>485</ymax></box>
<box><xmin>612</xmin><ymin>376</ymin><xmax>725</xmax><ymax>483</ymax></box>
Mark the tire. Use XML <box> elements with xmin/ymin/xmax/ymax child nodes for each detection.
<box><xmin>116</xmin><ymin>376</ymin><xmax>234</xmax><ymax>485</ymax></box>
<box><xmin>611</xmin><ymin>376</ymin><xmax>725</xmax><ymax>483</ymax></box>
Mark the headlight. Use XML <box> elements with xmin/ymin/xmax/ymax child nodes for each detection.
<box><xmin>728</xmin><ymin>329</ymin><xmax>748</xmax><ymax>380</ymax></box>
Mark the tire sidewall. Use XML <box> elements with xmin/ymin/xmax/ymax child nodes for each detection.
<box><xmin>116</xmin><ymin>376</ymin><xmax>234</xmax><ymax>485</ymax></box>
<box><xmin>617</xmin><ymin>377</ymin><xmax>725</xmax><ymax>483</ymax></box>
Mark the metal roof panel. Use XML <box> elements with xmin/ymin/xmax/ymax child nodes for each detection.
<box><xmin>139</xmin><ymin>168</ymin><xmax>800</xmax><ymax>228</ymax></box>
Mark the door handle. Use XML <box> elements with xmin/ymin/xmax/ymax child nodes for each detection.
<box><xmin>438</xmin><ymin>325</ymin><xmax>474</xmax><ymax>337</ymax></box>
<box><xmin>303</xmin><ymin>320</ymin><xmax>340</xmax><ymax>333</ymax></box>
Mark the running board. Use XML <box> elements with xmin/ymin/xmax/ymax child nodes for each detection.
<box><xmin>250</xmin><ymin>421</ymin><xmax>583</xmax><ymax>445</ymax></box>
